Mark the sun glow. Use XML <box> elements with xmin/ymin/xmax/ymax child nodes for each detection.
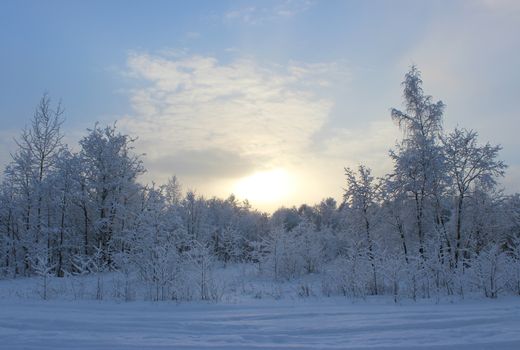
<box><xmin>234</xmin><ymin>169</ymin><xmax>293</xmax><ymax>204</ymax></box>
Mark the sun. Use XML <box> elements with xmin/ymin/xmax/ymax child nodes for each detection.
<box><xmin>234</xmin><ymin>169</ymin><xmax>292</xmax><ymax>204</ymax></box>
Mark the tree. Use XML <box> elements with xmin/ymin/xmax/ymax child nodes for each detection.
<box><xmin>380</xmin><ymin>175</ymin><xmax>410</xmax><ymax>263</ymax></box>
<box><xmin>0</xmin><ymin>179</ymin><xmax>19</xmax><ymax>276</ymax></box>
<box><xmin>2</xmin><ymin>94</ymin><xmax>64</xmax><ymax>275</ymax></box>
<box><xmin>125</xmin><ymin>185</ymin><xmax>182</xmax><ymax>301</ymax></box>
<box><xmin>343</xmin><ymin>165</ymin><xmax>380</xmax><ymax>294</ymax></box>
<box><xmin>442</xmin><ymin>128</ymin><xmax>506</xmax><ymax>265</ymax></box>
<box><xmin>181</xmin><ymin>191</ymin><xmax>207</xmax><ymax>242</ymax></box>
<box><xmin>47</xmin><ymin>148</ymin><xmax>79</xmax><ymax>276</ymax></box>
<box><xmin>390</xmin><ymin>66</ymin><xmax>446</xmax><ymax>258</ymax></box>
<box><xmin>15</xmin><ymin>94</ymin><xmax>64</xmax><ymax>248</ymax></box>
<box><xmin>79</xmin><ymin>123</ymin><xmax>144</xmax><ymax>265</ymax></box>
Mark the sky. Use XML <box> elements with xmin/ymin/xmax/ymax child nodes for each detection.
<box><xmin>0</xmin><ymin>0</ymin><xmax>519</xmax><ymax>212</ymax></box>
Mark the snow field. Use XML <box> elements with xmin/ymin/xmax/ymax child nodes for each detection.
<box><xmin>1</xmin><ymin>297</ymin><xmax>520</xmax><ymax>349</ymax></box>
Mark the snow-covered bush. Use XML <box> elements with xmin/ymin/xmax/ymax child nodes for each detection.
<box><xmin>470</xmin><ymin>243</ymin><xmax>508</xmax><ymax>298</ymax></box>
<box><xmin>322</xmin><ymin>247</ymin><xmax>372</xmax><ymax>299</ymax></box>
<box><xmin>184</xmin><ymin>241</ymin><xmax>221</xmax><ymax>301</ymax></box>
<box><xmin>32</xmin><ymin>255</ymin><xmax>56</xmax><ymax>300</ymax></box>
<box><xmin>507</xmin><ymin>236</ymin><xmax>520</xmax><ymax>295</ymax></box>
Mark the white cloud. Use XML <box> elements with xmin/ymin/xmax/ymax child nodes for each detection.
<box><xmin>120</xmin><ymin>52</ymin><xmax>436</xmax><ymax>209</ymax></box>
<box><xmin>224</xmin><ymin>0</ymin><xmax>312</xmax><ymax>24</ymax></box>
<box><xmin>120</xmin><ymin>53</ymin><xmax>339</xmax><ymax>187</ymax></box>
<box><xmin>118</xmin><ymin>52</ymin><xmax>411</xmax><ymax>209</ymax></box>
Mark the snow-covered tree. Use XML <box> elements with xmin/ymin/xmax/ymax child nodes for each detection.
<box><xmin>79</xmin><ymin>123</ymin><xmax>144</xmax><ymax>265</ymax></box>
<box><xmin>390</xmin><ymin>66</ymin><xmax>446</xmax><ymax>258</ymax></box>
<box><xmin>16</xmin><ymin>94</ymin><xmax>64</xmax><ymax>253</ymax></box>
<box><xmin>442</xmin><ymin>128</ymin><xmax>506</xmax><ymax>265</ymax></box>
<box><xmin>343</xmin><ymin>165</ymin><xmax>380</xmax><ymax>294</ymax></box>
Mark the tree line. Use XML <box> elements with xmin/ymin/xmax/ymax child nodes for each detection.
<box><xmin>1</xmin><ymin>67</ymin><xmax>519</xmax><ymax>301</ymax></box>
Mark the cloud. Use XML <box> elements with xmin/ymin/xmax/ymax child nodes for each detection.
<box><xmin>144</xmin><ymin>148</ymin><xmax>256</xmax><ymax>179</ymax></box>
<box><xmin>224</xmin><ymin>0</ymin><xmax>312</xmax><ymax>24</ymax></box>
<box><xmin>185</xmin><ymin>32</ymin><xmax>201</xmax><ymax>39</ymax></box>
<box><xmin>118</xmin><ymin>51</ymin><xmax>410</xmax><ymax>209</ymax></box>
<box><xmin>120</xmin><ymin>52</ymin><xmax>339</xmax><ymax>187</ymax></box>
<box><xmin>479</xmin><ymin>0</ymin><xmax>520</xmax><ymax>13</ymax></box>
<box><xmin>319</xmin><ymin>120</ymin><xmax>400</xmax><ymax>175</ymax></box>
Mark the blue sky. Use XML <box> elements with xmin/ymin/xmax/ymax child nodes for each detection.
<box><xmin>1</xmin><ymin>0</ymin><xmax>519</xmax><ymax>210</ymax></box>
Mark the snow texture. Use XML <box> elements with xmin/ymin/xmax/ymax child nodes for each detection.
<box><xmin>1</xmin><ymin>297</ymin><xmax>520</xmax><ymax>349</ymax></box>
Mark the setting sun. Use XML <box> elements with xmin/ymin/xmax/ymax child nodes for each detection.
<box><xmin>233</xmin><ymin>168</ymin><xmax>293</xmax><ymax>204</ymax></box>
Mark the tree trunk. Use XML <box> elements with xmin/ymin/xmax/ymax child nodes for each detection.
<box><xmin>455</xmin><ymin>193</ymin><xmax>464</xmax><ymax>266</ymax></box>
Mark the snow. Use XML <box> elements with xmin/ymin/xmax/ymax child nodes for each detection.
<box><xmin>1</xmin><ymin>269</ymin><xmax>520</xmax><ymax>349</ymax></box>
<box><xmin>1</xmin><ymin>296</ymin><xmax>520</xmax><ymax>349</ymax></box>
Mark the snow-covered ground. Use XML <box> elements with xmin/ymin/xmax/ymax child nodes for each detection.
<box><xmin>1</xmin><ymin>268</ymin><xmax>520</xmax><ymax>349</ymax></box>
<box><xmin>1</xmin><ymin>296</ymin><xmax>520</xmax><ymax>349</ymax></box>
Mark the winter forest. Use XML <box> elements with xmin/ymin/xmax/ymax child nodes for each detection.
<box><xmin>1</xmin><ymin>66</ymin><xmax>519</xmax><ymax>304</ymax></box>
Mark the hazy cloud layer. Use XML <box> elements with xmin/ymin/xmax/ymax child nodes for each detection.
<box><xmin>117</xmin><ymin>52</ymin><xmax>407</xmax><ymax>208</ymax></box>
<box><xmin>145</xmin><ymin>148</ymin><xmax>256</xmax><ymax>179</ymax></box>
<box><xmin>398</xmin><ymin>0</ymin><xmax>520</xmax><ymax>193</ymax></box>
<box><xmin>120</xmin><ymin>53</ymin><xmax>340</xmax><ymax>186</ymax></box>
<box><xmin>322</xmin><ymin>120</ymin><xmax>400</xmax><ymax>172</ymax></box>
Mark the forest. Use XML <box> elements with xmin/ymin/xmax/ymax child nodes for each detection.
<box><xmin>1</xmin><ymin>66</ymin><xmax>519</xmax><ymax>302</ymax></box>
